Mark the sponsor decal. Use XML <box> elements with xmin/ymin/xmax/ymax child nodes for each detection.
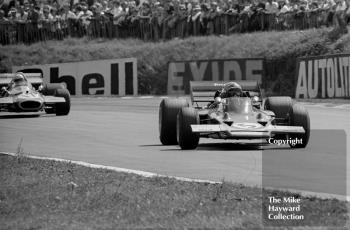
<box><xmin>12</xmin><ymin>58</ymin><xmax>137</xmax><ymax>96</ymax></box>
<box><xmin>231</xmin><ymin>123</ymin><xmax>262</xmax><ymax>129</ymax></box>
<box><xmin>213</xmin><ymin>83</ymin><xmax>225</xmax><ymax>87</ymax></box>
<box><xmin>168</xmin><ymin>58</ymin><xmax>264</xmax><ymax>94</ymax></box>
<box><xmin>295</xmin><ymin>54</ymin><xmax>350</xmax><ymax>98</ymax></box>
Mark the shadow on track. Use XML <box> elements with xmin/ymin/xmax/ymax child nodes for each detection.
<box><xmin>0</xmin><ymin>114</ymin><xmax>41</xmax><ymax>119</ymax></box>
<box><xmin>148</xmin><ymin>142</ymin><xmax>292</xmax><ymax>151</ymax></box>
<box><xmin>139</xmin><ymin>141</ymin><xmax>294</xmax><ymax>151</ymax></box>
<box><xmin>139</xmin><ymin>144</ymin><xmax>164</xmax><ymax>147</ymax></box>
<box><xmin>0</xmin><ymin>113</ymin><xmax>57</xmax><ymax>119</ymax></box>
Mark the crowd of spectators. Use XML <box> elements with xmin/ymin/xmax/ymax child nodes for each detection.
<box><xmin>0</xmin><ymin>0</ymin><xmax>349</xmax><ymax>44</ymax></box>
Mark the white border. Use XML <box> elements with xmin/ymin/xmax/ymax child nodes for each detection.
<box><xmin>0</xmin><ymin>152</ymin><xmax>218</xmax><ymax>184</ymax></box>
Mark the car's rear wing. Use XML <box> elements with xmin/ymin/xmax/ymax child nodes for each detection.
<box><xmin>190</xmin><ymin>80</ymin><xmax>261</xmax><ymax>103</ymax></box>
<box><xmin>0</xmin><ymin>73</ymin><xmax>43</xmax><ymax>88</ymax></box>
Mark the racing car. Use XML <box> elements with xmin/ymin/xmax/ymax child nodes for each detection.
<box><xmin>0</xmin><ymin>72</ymin><xmax>70</xmax><ymax>116</ymax></box>
<box><xmin>159</xmin><ymin>80</ymin><xmax>310</xmax><ymax>150</ymax></box>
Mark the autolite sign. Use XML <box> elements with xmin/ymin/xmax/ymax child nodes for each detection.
<box><xmin>12</xmin><ymin>58</ymin><xmax>137</xmax><ymax>96</ymax></box>
<box><xmin>168</xmin><ymin>58</ymin><xmax>264</xmax><ymax>94</ymax></box>
<box><xmin>295</xmin><ymin>54</ymin><xmax>350</xmax><ymax>98</ymax></box>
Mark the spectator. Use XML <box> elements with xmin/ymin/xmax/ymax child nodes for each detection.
<box><xmin>27</xmin><ymin>5</ymin><xmax>40</xmax><ymax>23</ymax></box>
<box><xmin>0</xmin><ymin>0</ymin><xmax>9</xmax><ymax>16</ymax></box>
<box><xmin>61</xmin><ymin>3</ymin><xmax>76</xmax><ymax>20</ymax></box>
<box><xmin>14</xmin><ymin>5</ymin><xmax>27</xmax><ymax>21</ymax></box>
<box><xmin>265</xmin><ymin>0</ymin><xmax>279</xmax><ymax>13</ymax></box>
<box><xmin>191</xmin><ymin>3</ymin><xmax>201</xmax><ymax>21</ymax></box>
<box><xmin>41</xmin><ymin>5</ymin><xmax>53</xmax><ymax>21</ymax></box>
<box><xmin>51</xmin><ymin>7</ymin><xmax>60</xmax><ymax>20</ymax></box>
<box><xmin>334</xmin><ymin>0</ymin><xmax>347</xmax><ymax>31</ymax></box>
<box><xmin>78</xmin><ymin>2</ymin><xmax>93</xmax><ymax>30</ymax></box>
<box><xmin>77</xmin><ymin>2</ymin><xmax>92</xmax><ymax>19</ymax></box>
<box><xmin>7</xmin><ymin>7</ymin><xmax>18</xmax><ymax>20</ymax></box>
<box><xmin>280</xmin><ymin>0</ymin><xmax>292</xmax><ymax>13</ymax></box>
<box><xmin>112</xmin><ymin>0</ymin><xmax>122</xmax><ymax>17</ymax></box>
<box><xmin>0</xmin><ymin>9</ymin><xmax>8</xmax><ymax>21</ymax></box>
<box><xmin>322</xmin><ymin>0</ymin><xmax>336</xmax><ymax>9</ymax></box>
<box><xmin>138</xmin><ymin>1</ymin><xmax>151</xmax><ymax>18</ymax></box>
<box><xmin>226</xmin><ymin>0</ymin><xmax>240</xmax><ymax>13</ymax></box>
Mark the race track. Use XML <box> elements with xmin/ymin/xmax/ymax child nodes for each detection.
<box><xmin>0</xmin><ymin>97</ymin><xmax>349</xmax><ymax>198</ymax></box>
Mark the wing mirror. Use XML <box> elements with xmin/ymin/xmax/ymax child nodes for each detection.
<box><xmin>208</xmin><ymin>97</ymin><xmax>222</xmax><ymax>109</ymax></box>
<box><xmin>214</xmin><ymin>96</ymin><xmax>221</xmax><ymax>103</ymax></box>
<box><xmin>252</xmin><ymin>96</ymin><xmax>259</xmax><ymax>103</ymax></box>
<box><xmin>252</xmin><ymin>96</ymin><xmax>261</xmax><ymax>108</ymax></box>
<box><xmin>38</xmin><ymin>85</ymin><xmax>44</xmax><ymax>91</ymax></box>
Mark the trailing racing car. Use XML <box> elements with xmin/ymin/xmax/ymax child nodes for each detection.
<box><xmin>159</xmin><ymin>80</ymin><xmax>310</xmax><ymax>150</ymax></box>
<box><xmin>0</xmin><ymin>72</ymin><xmax>70</xmax><ymax>116</ymax></box>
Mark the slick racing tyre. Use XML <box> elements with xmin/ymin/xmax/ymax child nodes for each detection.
<box><xmin>177</xmin><ymin>107</ymin><xmax>200</xmax><ymax>150</ymax></box>
<box><xmin>55</xmin><ymin>89</ymin><xmax>71</xmax><ymax>116</ymax></box>
<box><xmin>41</xmin><ymin>83</ymin><xmax>65</xmax><ymax>96</ymax></box>
<box><xmin>289</xmin><ymin>104</ymin><xmax>310</xmax><ymax>148</ymax></box>
<box><xmin>264</xmin><ymin>96</ymin><xmax>293</xmax><ymax>120</ymax></box>
<box><xmin>159</xmin><ymin>98</ymin><xmax>189</xmax><ymax>145</ymax></box>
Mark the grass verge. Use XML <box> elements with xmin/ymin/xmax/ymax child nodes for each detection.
<box><xmin>0</xmin><ymin>154</ymin><xmax>348</xmax><ymax>229</ymax></box>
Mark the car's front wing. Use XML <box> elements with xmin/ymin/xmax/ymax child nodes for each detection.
<box><xmin>43</xmin><ymin>96</ymin><xmax>66</xmax><ymax>104</ymax></box>
<box><xmin>191</xmin><ymin>124</ymin><xmax>305</xmax><ymax>139</ymax></box>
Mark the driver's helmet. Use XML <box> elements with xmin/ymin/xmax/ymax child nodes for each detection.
<box><xmin>222</xmin><ymin>82</ymin><xmax>242</xmax><ymax>97</ymax></box>
<box><xmin>11</xmin><ymin>72</ymin><xmax>27</xmax><ymax>87</ymax></box>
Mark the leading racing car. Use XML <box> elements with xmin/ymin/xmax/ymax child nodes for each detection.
<box><xmin>159</xmin><ymin>80</ymin><xmax>310</xmax><ymax>150</ymax></box>
<box><xmin>0</xmin><ymin>72</ymin><xmax>70</xmax><ymax>116</ymax></box>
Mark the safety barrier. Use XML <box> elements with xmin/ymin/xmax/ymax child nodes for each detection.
<box><xmin>0</xmin><ymin>9</ymin><xmax>336</xmax><ymax>45</ymax></box>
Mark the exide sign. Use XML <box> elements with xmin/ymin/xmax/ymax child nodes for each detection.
<box><xmin>167</xmin><ymin>58</ymin><xmax>264</xmax><ymax>94</ymax></box>
<box><xmin>12</xmin><ymin>58</ymin><xmax>137</xmax><ymax>96</ymax></box>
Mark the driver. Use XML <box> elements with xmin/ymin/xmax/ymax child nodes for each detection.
<box><xmin>9</xmin><ymin>72</ymin><xmax>27</xmax><ymax>88</ymax></box>
<box><xmin>214</xmin><ymin>82</ymin><xmax>242</xmax><ymax>99</ymax></box>
<box><xmin>1</xmin><ymin>72</ymin><xmax>27</xmax><ymax>96</ymax></box>
<box><xmin>208</xmin><ymin>82</ymin><xmax>242</xmax><ymax>108</ymax></box>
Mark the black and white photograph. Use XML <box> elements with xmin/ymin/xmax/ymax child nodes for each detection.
<box><xmin>0</xmin><ymin>0</ymin><xmax>349</xmax><ymax>228</ymax></box>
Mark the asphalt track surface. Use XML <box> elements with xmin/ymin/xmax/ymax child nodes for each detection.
<box><xmin>0</xmin><ymin>97</ymin><xmax>349</xmax><ymax>199</ymax></box>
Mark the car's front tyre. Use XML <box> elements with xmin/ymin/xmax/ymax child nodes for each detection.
<box><xmin>177</xmin><ymin>107</ymin><xmax>200</xmax><ymax>150</ymax></box>
<box><xmin>159</xmin><ymin>98</ymin><xmax>189</xmax><ymax>145</ymax></box>
<box><xmin>55</xmin><ymin>89</ymin><xmax>71</xmax><ymax>116</ymax></box>
<box><xmin>289</xmin><ymin>104</ymin><xmax>310</xmax><ymax>148</ymax></box>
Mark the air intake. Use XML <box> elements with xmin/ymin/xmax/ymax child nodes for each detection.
<box><xmin>19</xmin><ymin>101</ymin><xmax>42</xmax><ymax>110</ymax></box>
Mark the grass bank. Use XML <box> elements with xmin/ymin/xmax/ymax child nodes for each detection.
<box><xmin>0</xmin><ymin>28</ymin><xmax>344</xmax><ymax>95</ymax></box>
<box><xmin>0</xmin><ymin>154</ymin><xmax>348</xmax><ymax>229</ymax></box>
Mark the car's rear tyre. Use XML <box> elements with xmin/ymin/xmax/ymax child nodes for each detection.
<box><xmin>159</xmin><ymin>98</ymin><xmax>189</xmax><ymax>145</ymax></box>
<box><xmin>177</xmin><ymin>107</ymin><xmax>200</xmax><ymax>150</ymax></box>
<box><xmin>264</xmin><ymin>96</ymin><xmax>293</xmax><ymax>119</ymax></box>
<box><xmin>55</xmin><ymin>89</ymin><xmax>71</xmax><ymax>116</ymax></box>
<box><xmin>289</xmin><ymin>104</ymin><xmax>310</xmax><ymax>148</ymax></box>
<box><xmin>41</xmin><ymin>83</ymin><xmax>65</xmax><ymax>96</ymax></box>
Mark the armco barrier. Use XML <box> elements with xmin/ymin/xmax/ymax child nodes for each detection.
<box><xmin>295</xmin><ymin>54</ymin><xmax>350</xmax><ymax>99</ymax></box>
<box><xmin>12</xmin><ymin>58</ymin><xmax>137</xmax><ymax>96</ymax></box>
